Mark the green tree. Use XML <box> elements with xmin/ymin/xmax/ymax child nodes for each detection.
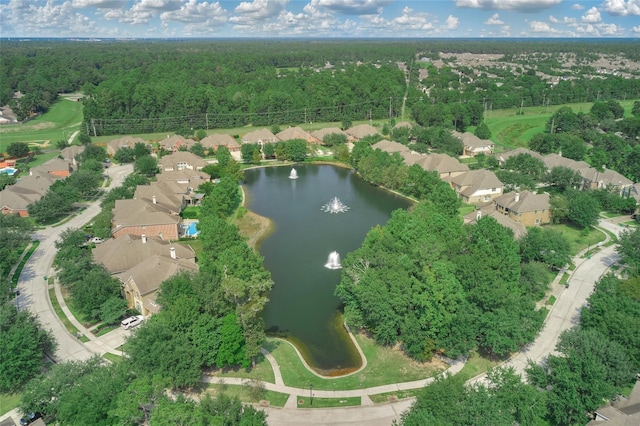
<box><xmin>100</xmin><ymin>296</ymin><xmax>128</xmax><ymax>325</ymax></box>
<box><xmin>79</xmin><ymin>144</ymin><xmax>107</xmax><ymax>163</ymax></box>
<box><xmin>6</xmin><ymin>142</ymin><xmax>30</xmax><ymax>158</ymax></box>
<box><xmin>567</xmin><ymin>190</ymin><xmax>600</xmax><ymax>228</ymax></box>
<box><xmin>76</xmin><ymin>131</ymin><xmax>92</xmax><ymax>145</ymax></box>
<box><xmin>617</xmin><ymin>227</ymin><xmax>640</xmax><ymax>273</ymax></box>
<box><xmin>322</xmin><ymin>132</ymin><xmax>348</xmax><ymax>147</ymax></box>
<box><xmin>195</xmin><ymin>129</ymin><xmax>207</xmax><ymax>141</ymax></box>
<box><xmin>28</xmin><ymin>191</ymin><xmax>73</xmax><ymax>223</ymax></box>
<box><xmin>114</xmin><ymin>146</ymin><xmax>135</xmax><ymax>163</ymax></box>
<box><xmin>519</xmin><ymin>227</ymin><xmax>571</xmax><ymax>270</ymax></box>
<box><xmin>189</xmin><ymin>142</ymin><xmax>206</xmax><ymax>157</ymax></box>
<box><xmin>546</xmin><ymin>166</ymin><xmax>582</xmax><ymax>192</ymax></box>
<box><xmin>262</xmin><ymin>142</ymin><xmax>275</xmax><ymax>159</ymax></box>
<box><xmin>474</xmin><ymin>121</ymin><xmax>491</xmax><ymax>139</ymax></box>
<box><xmin>0</xmin><ymin>303</ymin><xmax>56</xmax><ymax>393</ymax></box>
<box><xmin>632</xmin><ymin>100</ymin><xmax>640</xmax><ymax>117</ymax></box>
<box><xmin>216</xmin><ymin>145</ymin><xmax>231</xmax><ymax>169</ymax></box>
<box><xmin>134</xmin><ymin>155</ymin><xmax>158</xmax><ymax>176</ymax></box>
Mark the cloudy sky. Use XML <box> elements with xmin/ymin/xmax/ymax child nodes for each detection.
<box><xmin>1</xmin><ymin>0</ymin><xmax>639</xmax><ymax>38</ymax></box>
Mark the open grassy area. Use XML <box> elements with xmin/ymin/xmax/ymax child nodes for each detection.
<box><xmin>0</xmin><ymin>99</ymin><xmax>83</xmax><ymax>152</ymax></box>
<box><xmin>543</xmin><ymin>223</ymin><xmax>606</xmax><ymax>256</ymax></box>
<box><xmin>103</xmin><ymin>352</ymin><xmax>124</xmax><ymax>364</ymax></box>
<box><xmin>0</xmin><ymin>392</ymin><xmax>21</xmax><ymax>416</ymax></box>
<box><xmin>296</xmin><ymin>395</ymin><xmax>361</xmax><ymax>408</ymax></box>
<box><xmin>206</xmin><ymin>352</ymin><xmax>275</xmax><ymax>384</ymax></box>
<box><xmin>48</xmin><ymin>286</ymin><xmax>89</xmax><ymax>342</ymax></box>
<box><xmin>205</xmin><ymin>383</ymin><xmax>289</xmax><ymax>407</ymax></box>
<box><xmin>369</xmin><ymin>389</ymin><xmax>421</xmax><ymax>404</ymax></box>
<box><xmin>265</xmin><ymin>333</ymin><xmax>445</xmax><ymax>391</ymax></box>
<box><xmin>455</xmin><ymin>351</ymin><xmax>499</xmax><ymax>382</ymax></box>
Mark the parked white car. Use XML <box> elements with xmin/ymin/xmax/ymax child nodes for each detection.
<box><xmin>121</xmin><ymin>315</ymin><xmax>144</xmax><ymax>330</ymax></box>
<box><xmin>90</xmin><ymin>237</ymin><xmax>104</xmax><ymax>244</ymax></box>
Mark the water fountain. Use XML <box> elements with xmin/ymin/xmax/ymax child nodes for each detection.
<box><xmin>325</xmin><ymin>251</ymin><xmax>342</xmax><ymax>269</ymax></box>
<box><xmin>289</xmin><ymin>168</ymin><xmax>298</xmax><ymax>179</ymax></box>
<box><xmin>321</xmin><ymin>196</ymin><xmax>349</xmax><ymax>214</ymax></box>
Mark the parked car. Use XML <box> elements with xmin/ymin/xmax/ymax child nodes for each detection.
<box><xmin>90</xmin><ymin>237</ymin><xmax>104</xmax><ymax>244</ymax></box>
<box><xmin>121</xmin><ymin>315</ymin><xmax>144</xmax><ymax>330</ymax></box>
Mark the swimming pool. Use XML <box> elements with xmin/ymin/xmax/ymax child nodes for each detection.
<box><xmin>181</xmin><ymin>221</ymin><xmax>199</xmax><ymax>237</ymax></box>
<box><xmin>0</xmin><ymin>167</ymin><xmax>17</xmax><ymax>176</ymax></box>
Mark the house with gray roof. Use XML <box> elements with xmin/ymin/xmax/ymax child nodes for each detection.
<box><xmin>310</xmin><ymin>127</ymin><xmax>348</xmax><ymax>143</ymax></box>
<box><xmin>112</xmin><ymin>198</ymin><xmax>180</xmax><ymax>240</ymax></box>
<box><xmin>495</xmin><ymin>148</ymin><xmax>544</xmax><ymax>166</ymax></box>
<box><xmin>119</xmin><ymin>254</ymin><xmax>198</xmax><ymax>316</ymax></box>
<box><xmin>464</xmin><ymin>208</ymin><xmax>527</xmax><ymax>239</ymax></box>
<box><xmin>372</xmin><ymin>139</ymin><xmax>410</xmax><ymax>155</ymax></box>
<box><xmin>453</xmin><ymin>131</ymin><xmax>495</xmax><ymax>157</ymax></box>
<box><xmin>160</xmin><ymin>151</ymin><xmax>208</xmax><ymax>172</ymax></box>
<box><xmin>494</xmin><ymin>191</ymin><xmax>551</xmax><ymax>226</ymax></box>
<box><xmin>543</xmin><ymin>153</ymin><xmax>590</xmax><ymax>171</ymax></box>
<box><xmin>588</xmin><ymin>379</ymin><xmax>640</xmax><ymax>425</ymax></box>
<box><xmin>241</xmin><ymin>128</ymin><xmax>278</xmax><ymax>145</ymax></box>
<box><xmin>578</xmin><ymin>166</ymin><xmax>633</xmax><ymax>192</ymax></box>
<box><xmin>155</xmin><ymin>168</ymin><xmax>209</xmax><ymax>187</ymax></box>
<box><xmin>0</xmin><ymin>168</ymin><xmax>62</xmax><ymax>216</ymax></box>
<box><xmin>401</xmin><ymin>152</ymin><xmax>469</xmax><ymax>179</ymax></box>
<box><xmin>158</xmin><ymin>135</ymin><xmax>196</xmax><ymax>152</ymax></box>
<box><xmin>345</xmin><ymin>124</ymin><xmax>378</xmax><ymax>140</ymax></box>
<box><xmin>60</xmin><ymin>145</ymin><xmax>85</xmax><ymax>166</ymax></box>
<box><xmin>106</xmin><ymin>136</ymin><xmax>148</xmax><ymax>156</ymax></box>
<box><xmin>133</xmin><ymin>181</ymin><xmax>190</xmax><ymax>215</ymax></box>
<box><xmin>93</xmin><ymin>233</ymin><xmax>196</xmax><ymax>275</ymax></box>
<box><xmin>200</xmin><ymin>133</ymin><xmax>240</xmax><ymax>152</ymax></box>
<box><xmin>276</xmin><ymin>126</ymin><xmax>320</xmax><ymax>143</ymax></box>
<box><xmin>448</xmin><ymin>169</ymin><xmax>504</xmax><ymax>204</ymax></box>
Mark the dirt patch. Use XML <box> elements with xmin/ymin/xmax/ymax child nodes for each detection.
<box><xmin>235</xmin><ymin>210</ymin><xmax>272</xmax><ymax>251</ymax></box>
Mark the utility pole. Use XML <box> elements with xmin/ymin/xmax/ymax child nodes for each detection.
<box><xmin>304</xmin><ymin>108</ymin><xmax>307</xmax><ymax>124</ymax></box>
<box><xmin>389</xmin><ymin>97</ymin><xmax>392</xmax><ymax>121</ymax></box>
<box><xmin>520</xmin><ymin>98</ymin><xmax>524</xmax><ymax>115</ymax></box>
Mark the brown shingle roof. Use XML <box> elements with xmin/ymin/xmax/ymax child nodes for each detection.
<box><xmin>241</xmin><ymin>128</ymin><xmax>278</xmax><ymax>144</ymax></box>
<box><xmin>450</xmin><ymin>170</ymin><xmax>503</xmax><ymax>197</ymax></box>
<box><xmin>346</xmin><ymin>124</ymin><xmax>378</xmax><ymax>139</ymax></box>
<box><xmin>276</xmin><ymin>126</ymin><xmax>318</xmax><ymax>142</ymax></box>
<box><xmin>464</xmin><ymin>209</ymin><xmax>527</xmax><ymax>239</ymax></box>
<box><xmin>200</xmin><ymin>134</ymin><xmax>240</xmax><ymax>150</ymax></box>
<box><xmin>160</xmin><ymin>151</ymin><xmax>208</xmax><ymax>171</ymax></box>
<box><xmin>372</xmin><ymin>140</ymin><xmax>410</xmax><ymax>154</ymax></box>
<box><xmin>118</xmin><ymin>254</ymin><xmax>198</xmax><ymax>296</ymax></box>
<box><xmin>494</xmin><ymin>191</ymin><xmax>550</xmax><ymax>213</ymax></box>
<box><xmin>93</xmin><ymin>234</ymin><xmax>196</xmax><ymax>274</ymax></box>
<box><xmin>134</xmin><ymin>181</ymin><xmax>188</xmax><ymax>214</ymax></box>
<box><xmin>310</xmin><ymin>127</ymin><xmax>348</xmax><ymax>141</ymax></box>
<box><xmin>112</xmin><ymin>198</ymin><xmax>179</xmax><ymax>229</ymax></box>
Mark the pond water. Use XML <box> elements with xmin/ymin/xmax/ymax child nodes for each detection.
<box><xmin>243</xmin><ymin>164</ymin><xmax>412</xmax><ymax>375</ymax></box>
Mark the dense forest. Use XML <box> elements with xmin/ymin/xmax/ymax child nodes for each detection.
<box><xmin>1</xmin><ymin>39</ymin><xmax>639</xmax><ymax>134</ymax></box>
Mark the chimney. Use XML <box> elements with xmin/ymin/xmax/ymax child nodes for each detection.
<box><xmin>514</xmin><ymin>192</ymin><xmax>520</xmax><ymax>203</ymax></box>
<box><xmin>152</xmin><ymin>195</ymin><xmax>157</xmax><ymax>204</ymax></box>
<box><xmin>141</xmin><ymin>234</ymin><xmax>147</xmax><ymax>244</ymax></box>
<box><xmin>476</xmin><ymin>210</ymin><xmax>482</xmax><ymax>220</ymax></box>
<box><xmin>170</xmin><ymin>247</ymin><xmax>176</xmax><ymax>259</ymax></box>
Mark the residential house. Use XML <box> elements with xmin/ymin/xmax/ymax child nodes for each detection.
<box><xmin>60</xmin><ymin>145</ymin><xmax>85</xmax><ymax>166</ymax></box>
<box><xmin>200</xmin><ymin>133</ymin><xmax>241</xmax><ymax>152</ymax></box>
<box><xmin>0</xmin><ymin>168</ymin><xmax>62</xmax><ymax>216</ymax></box>
<box><xmin>133</xmin><ymin>181</ymin><xmax>190</xmax><ymax>215</ymax></box>
<box><xmin>241</xmin><ymin>128</ymin><xmax>278</xmax><ymax>145</ymax></box>
<box><xmin>160</xmin><ymin>151</ymin><xmax>208</xmax><ymax>172</ymax></box>
<box><xmin>155</xmin><ymin>168</ymin><xmax>209</xmax><ymax>187</ymax></box>
<box><xmin>158</xmin><ymin>135</ymin><xmax>196</xmax><ymax>152</ymax></box>
<box><xmin>453</xmin><ymin>131</ymin><xmax>495</xmax><ymax>157</ymax></box>
<box><xmin>464</xmin><ymin>208</ymin><xmax>527</xmax><ymax>239</ymax></box>
<box><xmin>578</xmin><ymin>166</ymin><xmax>633</xmax><ymax>193</ymax></box>
<box><xmin>495</xmin><ymin>148</ymin><xmax>544</xmax><ymax>166</ymax></box>
<box><xmin>494</xmin><ymin>191</ymin><xmax>551</xmax><ymax>226</ymax></box>
<box><xmin>106</xmin><ymin>136</ymin><xmax>148</xmax><ymax>157</ymax></box>
<box><xmin>276</xmin><ymin>126</ymin><xmax>320</xmax><ymax>143</ymax></box>
<box><xmin>542</xmin><ymin>153</ymin><xmax>591</xmax><ymax>172</ymax></box>
<box><xmin>448</xmin><ymin>169</ymin><xmax>504</xmax><ymax>204</ymax></box>
<box><xmin>587</xmin><ymin>380</ymin><xmax>640</xmax><ymax>425</ymax></box>
<box><xmin>112</xmin><ymin>198</ymin><xmax>180</xmax><ymax>240</ymax></box>
<box><xmin>372</xmin><ymin>139</ymin><xmax>410</xmax><ymax>155</ymax></box>
<box><xmin>119</xmin><ymin>254</ymin><xmax>198</xmax><ymax>316</ymax></box>
<box><xmin>93</xmin><ymin>233</ymin><xmax>196</xmax><ymax>274</ymax></box>
<box><xmin>39</xmin><ymin>157</ymin><xmax>73</xmax><ymax>178</ymax></box>
<box><xmin>401</xmin><ymin>152</ymin><xmax>469</xmax><ymax>179</ymax></box>
<box><xmin>310</xmin><ymin>127</ymin><xmax>348</xmax><ymax>143</ymax></box>
<box><xmin>393</xmin><ymin>121</ymin><xmax>413</xmax><ymax>130</ymax></box>
<box><xmin>345</xmin><ymin>124</ymin><xmax>378</xmax><ymax>141</ymax></box>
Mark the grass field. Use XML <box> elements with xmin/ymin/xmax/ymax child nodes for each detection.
<box><xmin>543</xmin><ymin>223</ymin><xmax>606</xmax><ymax>255</ymax></box>
<box><xmin>0</xmin><ymin>392</ymin><xmax>20</xmax><ymax>416</ymax></box>
<box><xmin>297</xmin><ymin>395</ymin><xmax>361</xmax><ymax>408</ymax></box>
<box><xmin>205</xmin><ymin>383</ymin><xmax>289</xmax><ymax>407</ymax></box>
<box><xmin>484</xmin><ymin>99</ymin><xmax>638</xmax><ymax>149</ymax></box>
<box><xmin>455</xmin><ymin>351</ymin><xmax>499</xmax><ymax>382</ymax></box>
<box><xmin>263</xmin><ymin>333</ymin><xmax>445</xmax><ymax>391</ymax></box>
<box><xmin>206</xmin><ymin>352</ymin><xmax>276</xmax><ymax>384</ymax></box>
<box><xmin>0</xmin><ymin>99</ymin><xmax>83</xmax><ymax>152</ymax></box>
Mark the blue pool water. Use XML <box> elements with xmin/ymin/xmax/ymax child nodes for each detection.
<box><xmin>183</xmin><ymin>222</ymin><xmax>199</xmax><ymax>236</ymax></box>
<box><xmin>0</xmin><ymin>167</ymin><xmax>17</xmax><ymax>175</ymax></box>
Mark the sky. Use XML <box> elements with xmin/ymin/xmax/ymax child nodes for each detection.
<box><xmin>0</xmin><ymin>0</ymin><xmax>639</xmax><ymax>38</ymax></box>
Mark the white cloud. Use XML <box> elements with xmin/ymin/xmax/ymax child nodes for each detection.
<box><xmin>0</xmin><ymin>0</ymin><xmax>101</xmax><ymax>36</ymax></box>
<box><xmin>571</xmin><ymin>3</ymin><xmax>584</xmax><ymax>9</ymax></box>
<box><xmin>633</xmin><ymin>25</ymin><xmax>640</xmax><ymax>32</ymax></box>
<box><xmin>160</xmin><ymin>0</ymin><xmax>227</xmax><ymax>24</ymax></box>
<box><xmin>72</xmin><ymin>0</ymin><xmax>122</xmax><ymax>7</ymax></box>
<box><xmin>442</xmin><ymin>14</ymin><xmax>459</xmax><ymax>30</ymax></box>
<box><xmin>454</xmin><ymin>0</ymin><xmax>562</xmax><ymax>12</ymax></box>
<box><xmin>601</xmin><ymin>0</ymin><xmax>640</xmax><ymax>16</ymax></box>
<box><xmin>549</xmin><ymin>14</ymin><xmax>559</xmax><ymax>23</ymax></box>
<box><xmin>309</xmin><ymin>0</ymin><xmax>393</xmax><ymax>15</ymax></box>
<box><xmin>529</xmin><ymin>20</ymin><xmax>559</xmax><ymax>32</ymax></box>
<box><xmin>573</xmin><ymin>22</ymin><xmax>619</xmax><ymax>35</ymax></box>
<box><xmin>231</xmin><ymin>0</ymin><xmax>288</xmax><ymax>26</ymax></box>
<box><xmin>390</xmin><ymin>7</ymin><xmax>435</xmax><ymax>30</ymax></box>
<box><xmin>484</xmin><ymin>12</ymin><xmax>504</xmax><ymax>24</ymax></box>
<box><xmin>582</xmin><ymin>6</ymin><xmax>601</xmax><ymax>22</ymax></box>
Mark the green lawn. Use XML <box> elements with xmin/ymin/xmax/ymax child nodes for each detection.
<box><xmin>369</xmin><ymin>389</ymin><xmax>421</xmax><ymax>404</ymax></box>
<box><xmin>10</xmin><ymin>240</ymin><xmax>40</xmax><ymax>286</ymax></box>
<box><xmin>206</xmin><ymin>352</ymin><xmax>275</xmax><ymax>384</ymax></box>
<box><xmin>0</xmin><ymin>392</ymin><xmax>21</xmax><ymax>416</ymax></box>
<box><xmin>0</xmin><ymin>99</ymin><xmax>83</xmax><ymax>152</ymax></box>
<box><xmin>265</xmin><ymin>333</ymin><xmax>445</xmax><ymax>391</ymax></box>
<box><xmin>103</xmin><ymin>352</ymin><xmax>124</xmax><ymax>364</ymax></box>
<box><xmin>48</xmin><ymin>286</ymin><xmax>89</xmax><ymax>342</ymax></box>
<box><xmin>455</xmin><ymin>351</ymin><xmax>499</xmax><ymax>382</ymax></box>
<box><xmin>205</xmin><ymin>383</ymin><xmax>289</xmax><ymax>407</ymax></box>
<box><xmin>296</xmin><ymin>395</ymin><xmax>361</xmax><ymax>408</ymax></box>
<box><xmin>543</xmin><ymin>223</ymin><xmax>606</xmax><ymax>255</ymax></box>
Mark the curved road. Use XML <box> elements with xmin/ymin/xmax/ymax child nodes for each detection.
<box><xmin>7</xmin><ymin>178</ymin><xmax>628</xmax><ymax>425</ymax></box>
